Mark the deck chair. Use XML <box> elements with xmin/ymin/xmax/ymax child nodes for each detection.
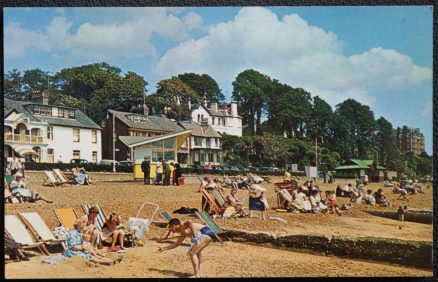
<box><xmin>82</xmin><ymin>204</ymin><xmax>107</xmax><ymax>231</ymax></box>
<box><xmin>126</xmin><ymin>201</ymin><xmax>160</xmax><ymax>245</ymax></box>
<box><xmin>18</xmin><ymin>212</ymin><xmax>66</xmax><ymax>252</ymax></box>
<box><xmin>195</xmin><ymin>211</ymin><xmax>224</xmax><ymax>243</ymax></box>
<box><xmin>158</xmin><ymin>211</ymin><xmax>182</xmax><ymax>242</ymax></box>
<box><xmin>4</xmin><ymin>177</ymin><xmax>19</xmax><ymax>203</ymax></box>
<box><xmin>210</xmin><ymin>189</ymin><xmax>227</xmax><ymax>209</ymax></box>
<box><xmin>53</xmin><ymin>169</ymin><xmax>74</xmax><ymax>186</ymax></box>
<box><xmin>42</xmin><ymin>170</ymin><xmax>65</xmax><ymax>187</ymax></box>
<box><xmin>277</xmin><ymin>189</ymin><xmax>293</xmax><ymax>209</ymax></box>
<box><xmin>200</xmin><ymin>188</ymin><xmax>226</xmax><ymax>217</ymax></box>
<box><xmin>54</xmin><ymin>208</ymin><xmax>79</xmax><ymax>230</ymax></box>
<box><xmin>4</xmin><ymin>214</ymin><xmax>48</xmax><ymax>255</ymax></box>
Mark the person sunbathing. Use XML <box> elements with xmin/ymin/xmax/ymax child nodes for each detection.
<box><xmin>10</xmin><ymin>172</ymin><xmax>53</xmax><ymax>203</ymax></box>
<box><xmin>225</xmin><ymin>187</ymin><xmax>248</xmax><ymax>217</ymax></box>
<box><xmin>394</xmin><ymin>184</ymin><xmax>409</xmax><ymax>201</ymax></box>
<box><xmin>309</xmin><ymin>189</ymin><xmax>327</xmax><ymax>213</ymax></box>
<box><xmin>373</xmin><ymin>188</ymin><xmax>390</xmax><ymax>207</ymax></box>
<box><xmin>157</xmin><ymin>218</ymin><xmax>215</xmax><ymax>278</ymax></box>
<box><xmin>364</xmin><ymin>189</ymin><xmax>376</xmax><ymax>206</ymax></box>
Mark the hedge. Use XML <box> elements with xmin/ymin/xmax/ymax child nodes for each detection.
<box><xmin>20</xmin><ymin>162</ymin><xmax>133</xmax><ymax>173</ymax></box>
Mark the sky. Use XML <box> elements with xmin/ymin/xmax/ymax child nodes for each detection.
<box><xmin>3</xmin><ymin>6</ymin><xmax>433</xmax><ymax>153</ymax></box>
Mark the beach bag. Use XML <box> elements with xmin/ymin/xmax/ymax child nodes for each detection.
<box><xmin>127</xmin><ymin>217</ymin><xmax>149</xmax><ymax>240</ymax></box>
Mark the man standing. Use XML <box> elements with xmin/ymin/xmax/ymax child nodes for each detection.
<box><xmin>141</xmin><ymin>156</ymin><xmax>151</xmax><ymax>185</ymax></box>
<box><xmin>162</xmin><ymin>160</ymin><xmax>171</xmax><ymax>186</ymax></box>
<box><xmin>155</xmin><ymin>158</ymin><xmax>163</xmax><ymax>185</ymax></box>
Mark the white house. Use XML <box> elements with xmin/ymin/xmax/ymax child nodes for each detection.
<box><xmin>4</xmin><ymin>95</ymin><xmax>102</xmax><ymax>164</ymax></box>
<box><xmin>190</xmin><ymin>99</ymin><xmax>242</xmax><ymax>137</ymax></box>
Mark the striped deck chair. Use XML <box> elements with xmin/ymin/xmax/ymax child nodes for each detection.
<box><xmin>210</xmin><ymin>189</ymin><xmax>227</xmax><ymax>209</ymax></box>
<box><xmin>53</xmin><ymin>169</ymin><xmax>74</xmax><ymax>186</ymax></box>
<box><xmin>4</xmin><ymin>214</ymin><xmax>48</xmax><ymax>255</ymax></box>
<box><xmin>200</xmin><ymin>188</ymin><xmax>226</xmax><ymax>217</ymax></box>
<box><xmin>42</xmin><ymin>170</ymin><xmax>64</xmax><ymax>187</ymax></box>
<box><xmin>195</xmin><ymin>211</ymin><xmax>224</xmax><ymax>243</ymax></box>
<box><xmin>54</xmin><ymin>208</ymin><xmax>79</xmax><ymax>230</ymax></box>
<box><xmin>82</xmin><ymin>204</ymin><xmax>106</xmax><ymax>231</ymax></box>
<box><xmin>18</xmin><ymin>212</ymin><xmax>66</xmax><ymax>252</ymax></box>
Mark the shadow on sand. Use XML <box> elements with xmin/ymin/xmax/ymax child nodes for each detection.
<box><xmin>148</xmin><ymin>267</ymin><xmax>192</xmax><ymax>278</ymax></box>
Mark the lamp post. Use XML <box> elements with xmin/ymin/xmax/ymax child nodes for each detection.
<box><xmin>315</xmin><ymin>136</ymin><xmax>324</xmax><ymax>183</ymax></box>
<box><xmin>106</xmin><ymin>111</ymin><xmax>116</xmax><ymax>173</ymax></box>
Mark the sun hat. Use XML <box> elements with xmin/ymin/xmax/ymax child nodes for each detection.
<box><xmin>14</xmin><ymin>172</ymin><xmax>23</xmax><ymax>177</ymax></box>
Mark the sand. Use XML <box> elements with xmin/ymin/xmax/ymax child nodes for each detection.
<box><xmin>4</xmin><ymin>172</ymin><xmax>433</xmax><ymax>278</ymax></box>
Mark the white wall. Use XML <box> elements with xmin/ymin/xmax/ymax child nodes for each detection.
<box><xmin>191</xmin><ymin>106</ymin><xmax>242</xmax><ymax>137</ymax></box>
<box><xmin>47</xmin><ymin>126</ymin><xmax>102</xmax><ymax>163</ymax></box>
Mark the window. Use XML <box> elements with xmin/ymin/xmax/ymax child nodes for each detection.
<box><xmin>206</xmin><ymin>137</ymin><xmax>211</xmax><ymax>147</ymax></box>
<box><xmin>197</xmin><ymin>114</ymin><xmax>200</xmax><ymax>122</ymax></box>
<box><xmin>212</xmin><ymin>117</ymin><xmax>215</xmax><ymax>124</ymax></box>
<box><xmin>69</xmin><ymin>109</ymin><xmax>75</xmax><ymax>118</ymax></box>
<box><xmin>217</xmin><ymin>118</ymin><xmax>221</xmax><ymax>125</ymax></box>
<box><xmin>73</xmin><ymin>128</ymin><xmax>80</xmax><ymax>142</ymax></box>
<box><xmin>73</xmin><ymin>150</ymin><xmax>80</xmax><ymax>159</ymax></box>
<box><xmin>148</xmin><ymin>132</ymin><xmax>153</xmax><ymax>137</ymax></box>
<box><xmin>222</xmin><ymin>119</ymin><xmax>226</xmax><ymax>126</ymax></box>
<box><xmin>194</xmin><ymin>136</ymin><xmax>202</xmax><ymax>146</ymax></box>
<box><xmin>58</xmin><ymin>108</ymin><xmax>65</xmax><ymax>118</ymax></box>
<box><xmin>47</xmin><ymin>149</ymin><xmax>54</xmax><ymax>163</ymax></box>
<box><xmin>92</xmin><ymin>151</ymin><xmax>97</xmax><ymax>164</ymax></box>
<box><xmin>92</xmin><ymin>130</ymin><xmax>97</xmax><ymax>143</ymax></box>
<box><xmin>127</xmin><ymin>114</ymin><xmax>147</xmax><ymax>123</ymax></box>
<box><xmin>47</xmin><ymin>126</ymin><xmax>53</xmax><ymax>140</ymax></box>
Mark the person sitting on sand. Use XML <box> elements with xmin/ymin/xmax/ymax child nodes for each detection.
<box><xmin>64</xmin><ymin>219</ymin><xmax>119</xmax><ymax>265</ymax></box>
<box><xmin>224</xmin><ymin>175</ymin><xmax>239</xmax><ymax>190</ymax></box>
<box><xmin>393</xmin><ymin>183</ymin><xmax>409</xmax><ymax>201</ymax></box>
<box><xmin>325</xmin><ymin>190</ymin><xmax>341</xmax><ymax>216</ymax></box>
<box><xmin>225</xmin><ymin>187</ymin><xmax>248</xmax><ymax>217</ymax></box>
<box><xmin>157</xmin><ymin>218</ymin><xmax>215</xmax><ymax>278</ymax></box>
<box><xmin>289</xmin><ymin>187</ymin><xmax>308</xmax><ymax>212</ymax></box>
<box><xmin>373</xmin><ymin>188</ymin><xmax>390</xmax><ymax>207</ymax></box>
<box><xmin>364</xmin><ymin>189</ymin><xmax>376</xmax><ymax>206</ymax></box>
<box><xmin>10</xmin><ymin>172</ymin><xmax>53</xmax><ymax>203</ymax></box>
<box><xmin>101</xmin><ymin>213</ymin><xmax>126</xmax><ymax>252</ymax></box>
<box><xmin>309</xmin><ymin>189</ymin><xmax>327</xmax><ymax>213</ymax></box>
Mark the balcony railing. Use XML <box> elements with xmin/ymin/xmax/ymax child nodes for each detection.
<box><xmin>4</xmin><ymin>134</ymin><xmax>44</xmax><ymax>144</ymax></box>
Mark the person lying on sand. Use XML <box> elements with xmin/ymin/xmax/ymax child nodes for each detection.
<box><xmin>157</xmin><ymin>218</ymin><xmax>215</xmax><ymax>278</ymax></box>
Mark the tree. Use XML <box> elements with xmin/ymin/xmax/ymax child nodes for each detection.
<box><xmin>4</xmin><ymin>69</ymin><xmax>23</xmax><ymax>100</ymax></box>
<box><xmin>22</xmin><ymin>69</ymin><xmax>51</xmax><ymax>100</ymax></box>
<box><xmin>307</xmin><ymin>95</ymin><xmax>334</xmax><ymax>142</ymax></box>
<box><xmin>375</xmin><ymin>117</ymin><xmax>397</xmax><ymax>167</ymax></box>
<box><xmin>232</xmin><ymin>69</ymin><xmax>272</xmax><ymax>135</ymax></box>
<box><xmin>335</xmin><ymin>99</ymin><xmax>377</xmax><ymax>159</ymax></box>
<box><xmin>177</xmin><ymin>73</ymin><xmax>225</xmax><ymax>103</ymax></box>
<box><xmin>152</xmin><ymin>77</ymin><xmax>201</xmax><ymax>120</ymax></box>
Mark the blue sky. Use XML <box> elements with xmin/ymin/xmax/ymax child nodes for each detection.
<box><xmin>4</xmin><ymin>6</ymin><xmax>433</xmax><ymax>153</ymax></box>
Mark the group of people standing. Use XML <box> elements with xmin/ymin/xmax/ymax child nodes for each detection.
<box><xmin>141</xmin><ymin>157</ymin><xmax>183</xmax><ymax>186</ymax></box>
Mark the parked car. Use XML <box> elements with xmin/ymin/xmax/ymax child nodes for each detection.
<box><xmin>117</xmin><ymin>160</ymin><xmax>133</xmax><ymax>167</ymax></box>
<box><xmin>70</xmin><ymin>158</ymin><xmax>89</xmax><ymax>165</ymax></box>
<box><xmin>212</xmin><ymin>165</ymin><xmax>224</xmax><ymax>171</ymax></box>
<box><xmin>223</xmin><ymin>165</ymin><xmax>240</xmax><ymax>171</ymax></box>
<box><xmin>100</xmin><ymin>159</ymin><xmax>118</xmax><ymax>166</ymax></box>
<box><xmin>237</xmin><ymin>166</ymin><xmax>250</xmax><ymax>172</ymax></box>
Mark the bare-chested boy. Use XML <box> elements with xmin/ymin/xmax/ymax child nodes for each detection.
<box><xmin>157</xmin><ymin>218</ymin><xmax>215</xmax><ymax>278</ymax></box>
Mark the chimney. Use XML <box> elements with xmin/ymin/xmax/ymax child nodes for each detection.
<box><xmin>31</xmin><ymin>90</ymin><xmax>49</xmax><ymax>105</ymax></box>
<box><xmin>143</xmin><ymin>104</ymin><xmax>149</xmax><ymax>118</ymax></box>
<box><xmin>230</xmin><ymin>101</ymin><xmax>238</xmax><ymax>117</ymax></box>
<box><xmin>188</xmin><ymin>98</ymin><xmax>192</xmax><ymax>110</ymax></box>
<box><xmin>211</xmin><ymin>102</ymin><xmax>218</xmax><ymax>112</ymax></box>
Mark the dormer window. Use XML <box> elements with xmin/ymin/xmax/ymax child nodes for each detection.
<box><xmin>127</xmin><ymin>114</ymin><xmax>147</xmax><ymax>123</ymax></box>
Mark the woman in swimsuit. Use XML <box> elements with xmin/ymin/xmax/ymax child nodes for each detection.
<box><xmin>157</xmin><ymin>218</ymin><xmax>214</xmax><ymax>278</ymax></box>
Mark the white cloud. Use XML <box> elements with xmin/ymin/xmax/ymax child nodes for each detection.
<box><xmin>154</xmin><ymin>7</ymin><xmax>432</xmax><ymax>107</ymax></box>
<box><xmin>4</xmin><ymin>8</ymin><xmax>202</xmax><ymax>61</ymax></box>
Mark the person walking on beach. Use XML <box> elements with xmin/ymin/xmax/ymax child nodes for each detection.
<box><xmin>157</xmin><ymin>218</ymin><xmax>214</xmax><ymax>278</ymax></box>
<box><xmin>155</xmin><ymin>158</ymin><xmax>163</xmax><ymax>185</ymax></box>
<box><xmin>141</xmin><ymin>156</ymin><xmax>151</xmax><ymax>185</ymax></box>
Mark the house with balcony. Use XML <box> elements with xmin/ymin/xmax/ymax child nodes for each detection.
<box><xmin>4</xmin><ymin>95</ymin><xmax>102</xmax><ymax>163</ymax></box>
<box><xmin>190</xmin><ymin>99</ymin><xmax>242</xmax><ymax>137</ymax></box>
<box><xmin>178</xmin><ymin>120</ymin><xmax>223</xmax><ymax>166</ymax></box>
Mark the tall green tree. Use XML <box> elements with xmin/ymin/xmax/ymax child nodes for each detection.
<box><xmin>375</xmin><ymin>117</ymin><xmax>397</xmax><ymax>167</ymax></box>
<box><xmin>177</xmin><ymin>73</ymin><xmax>225</xmax><ymax>103</ymax></box>
<box><xmin>232</xmin><ymin>69</ymin><xmax>272</xmax><ymax>135</ymax></box>
<box><xmin>335</xmin><ymin>99</ymin><xmax>377</xmax><ymax>159</ymax></box>
<box><xmin>307</xmin><ymin>95</ymin><xmax>334</xmax><ymax>142</ymax></box>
